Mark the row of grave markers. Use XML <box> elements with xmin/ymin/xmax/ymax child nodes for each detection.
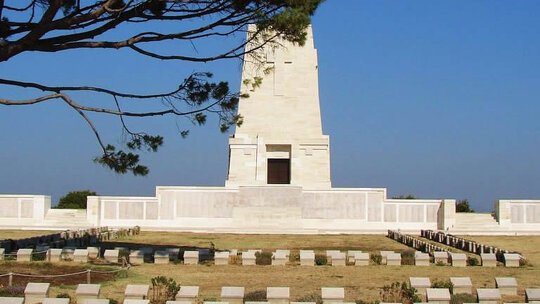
<box><xmin>0</xmin><ymin>227</ymin><xmax>140</xmax><ymax>254</ymax></box>
<box><xmin>387</xmin><ymin>230</ymin><xmax>521</xmax><ymax>267</ymax></box>
<box><xmin>420</xmin><ymin>230</ymin><xmax>521</xmax><ymax>262</ymax></box>
<box><xmin>3</xmin><ymin>280</ymin><xmax>540</xmax><ymax>304</ymax></box>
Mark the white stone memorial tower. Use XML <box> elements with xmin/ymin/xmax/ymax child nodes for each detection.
<box><xmin>226</xmin><ymin>25</ymin><xmax>331</xmax><ymax>189</ymax></box>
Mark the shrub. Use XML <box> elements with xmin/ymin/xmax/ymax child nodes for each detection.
<box><xmin>456</xmin><ymin>199</ymin><xmax>474</xmax><ymax>213</ymax></box>
<box><xmin>315</xmin><ymin>254</ymin><xmax>327</xmax><ymax>266</ymax></box>
<box><xmin>431</xmin><ymin>279</ymin><xmax>454</xmax><ymax>294</ymax></box>
<box><xmin>255</xmin><ymin>251</ymin><xmax>272</xmax><ymax>265</ymax></box>
<box><xmin>229</xmin><ymin>255</ymin><xmax>241</xmax><ymax>265</ymax></box>
<box><xmin>450</xmin><ymin>293</ymin><xmax>477</xmax><ymax>304</ymax></box>
<box><xmin>244</xmin><ymin>290</ymin><xmax>267</xmax><ymax>302</ymax></box>
<box><xmin>295</xmin><ymin>293</ymin><xmax>323</xmax><ymax>304</ymax></box>
<box><xmin>467</xmin><ymin>256</ymin><xmax>479</xmax><ymax>266</ymax></box>
<box><xmin>289</xmin><ymin>252</ymin><xmax>299</xmax><ymax>263</ymax></box>
<box><xmin>379</xmin><ymin>281</ymin><xmax>420</xmax><ymax>304</ymax></box>
<box><xmin>109</xmin><ymin>299</ymin><xmax>119</xmax><ymax>304</ymax></box>
<box><xmin>150</xmin><ymin>276</ymin><xmax>180</xmax><ymax>304</ymax></box>
<box><xmin>519</xmin><ymin>257</ymin><xmax>531</xmax><ymax>267</ymax></box>
<box><xmin>0</xmin><ymin>286</ymin><xmax>25</xmax><ymax>297</ymax></box>
<box><xmin>56</xmin><ymin>190</ymin><xmax>97</xmax><ymax>209</ymax></box>
<box><xmin>371</xmin><ymin>253</ymin><xmax>382</xmax><ymax>265</ymax></box>
<box><xmin>401</xmin><ymin>250</ymin><xmax>415</xmax><ymax>265</ymax></box>
<box><xmin>56</xmin><ymin>293</ymin><xmax>72</xmax><ymax>303</ymax></box>
<box><xmin>435</xmin><ymin>260</ymin><xmax>446</xmax><ymax>266</ymax></box>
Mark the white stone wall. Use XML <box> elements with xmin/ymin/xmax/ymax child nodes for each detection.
<box><xmin>0</xmin><ymin>195</ymin><xmax>50</xmax><ymax>226</ymax></box>
<box><xmin>497</xmin><ymin>200</ymin><xmax>540</xmax><ymax>230</ymax></box>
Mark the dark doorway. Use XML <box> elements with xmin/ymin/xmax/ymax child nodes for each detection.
<box><xmin>267</xmin><ymin>159</ymin><xmax>290</xmax><ymax>184</ymax></box>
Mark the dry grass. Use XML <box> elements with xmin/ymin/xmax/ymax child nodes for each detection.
<box><xmin>0</xmin><ymin>230</ymin><xmax>60</xmax><ymax>240</ymax></box>
<box><xmin>2</xmin><ymin>231</ymin><xmax>540</xmax><ymax>303</ymax></box>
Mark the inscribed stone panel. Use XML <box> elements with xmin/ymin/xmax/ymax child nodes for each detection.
<box><xmin>367</xmin><ymin>193</ymin><xmax>383</xmax><ymax>221</ymax></box>
<box><xmin>426</xmin><ymin>205</ymin><xmax>438</xmax><ymax>223</ymax></box>
<box><xmin>384</xmin><ymin>205</ymin><xmax>397</xmax><ymax>222</ymax></box>
<box><xmin>398</xmin><ymin>205</ymin><xmax>424</xmax><ymax>222</ymax></box>
<box><xmin>526</xmin><ymin>205</ymin><xmax>540</xmax><ymax>223</ymax></box>
<box><xmin>20</xmin><ymin>200</ymin><xmax>33</xmax><ymax>218</ymax></box>
<box><xmin>176</xmin><ymin>192</ymin><xmax>233</xmax><ymax>218</ymax></box>
<box><xmin>511</xmin><ymin>205</ymin><xmax>525</xmax><ymax>223</ymax></box>
<box><xmin>103</xmin><ymin>201</ymin><xmax>117</xmax><ymax>220</ymax></box>
<box><xmin>145</xmin><ymin>201</ymin><xmax>158</xmax><ymax>220</ymax></box>
<box><xmin>160</xmin><ymin>192</ymin><xmax>175</xmax><ymax>220</ymax></box>
<box><xmin>119</xmin><ymin>202</ymin><xmax>144</xmax><ymax>220</ymax></box>
<box><xmin>0</xmin><ymin>198</ymin><xmax>18</xmax><ymax>217</ymax></box>
<box><xmin>301</xmin><ymin>193</ymin><xmax>366</xmax><ymax>219</ymax></box>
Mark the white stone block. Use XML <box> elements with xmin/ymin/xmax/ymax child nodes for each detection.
<box><xmin>214</xmin><ymin>252</ymin><xmax>230</xmax><ymax>265</ymax></box>
<box><xmin>17</xmin><ymin>249</ymin><xmax>33</xmax><ymax>262</ymax></box>
<box><xmin>129</xmin><ymin>250</ymin><xmax>144</xmax><ymax>265</ymax></box>
<box><xmin>409</xmin><ymin>277</ymin><xmax>431</xmax><ymax>295</ymax></box>
<box><xmin>267</xmin><ymin>287</ymin><xmax>290</xmax><ymax>304</ymax></box>
<box><xmin>154</xmin><ymin>250</ymin><xmax>170</xmax><ymax>264</ymax></box>
<box><xmin>495</xmin><ymin>277</ymin><xmax>518</xmax><ymax>295</ymax></box>
<box><xmin>414</xmin><ymin>252</ymin><xmax>430</xmax><ymax>266</ymax></box>
<box><xmin>242</xmin><ymin>251</ymin><xmax>256</xmax><ymax>266</ymax></box>
<box><xmin>290</xmin><ymin>302</ymin><xmax>316</xmax><ymax>304</ymax></box>
<box><xmin>245</xmin><ymin>302</ymin><xmax>268</xmax><ymax>304</ymax></box>
<box><xmin>503</xmin><ymin>253</ymin><xmax>520</xmax><ymax>267</ymax></box>
<box><xmin>74</xmin><ymin>249</ymin><xmax>89</xmax><ymax>263</ymax></box>
<box><xmin>450</xmin><ymin>277</ymin><xmax>472</xmax><ymax>294</ymax></box>
<box><xmin>47</xmin><ymin>249</ymin><xmax>63</xmax><ymax>262</ymax></box>
<box><xmin>300</xmin><ymin>250</ymin><xmax>315</xmax><ymax>266</ymax></box>
<box><xmin>176</xmin><ymin>286</ymin><xmax>199</xmax><ymax>302</ymax></box>
<box><xmin>386</xmin><ymin>253</ymin><xmax>401</xmax><ymax>266</ymax></box>
<box><xmin>124</xmin><ymin>284</ymin><xmax>150</xmax><ymax>300</ymax></box>
<box><xmin>477</xmin><ymin>288</ymin><xmax>501</xmax><ymax>304</ymax></box>
<box><xmin>124</xmin><ymin>300</ymin><xmax>149</xmax><ymax>304</ymax></box>
<box><xmin>204</xmin><ymin>302</ymin><xmax>229</xmax><ymax>304</ymax></box>
<box><xmin>526</xmin><ymin>289</ymin><xmax>540</xmax><ymax>302</ymax></box>
<box><xmin>450</xmin><ymin>253</ymin><xmax>467</xmax><ymax>267</ymax></box>
<box><xmin>321</xmin><ymin>287</ymin><xmax>344</xmax><ymax>304</ymax></box>
<box><xmin>43</xmin><ymin>299</ymin><xmax>69</xmax><ymax>304</ymax></box>
<box><xmin>272</xmin><ymin>251</ymin><xmax>288</xmax><ymax>266</ymax></box>
<box><xmin>331</xmin><ymin>252</ymin><xmax>346</xmax><ymax>266</ymax></box>
<box><xmin>433</xmin><ymin>251</ymin><xmax>448</xmax><ymax>265</ymax></box>
<box><xmin>0</xmin><ymin>248</ymin><xmax>5</xmax><ymax>260</ymax></box>
<box><xmin>481</xmin><ymin>253</ymin><xmax>497</xmax><ymax>267</ymax></box>
<box><xmin>221</xmin><ymin>287</ymin><xmax>244</xmax><ymax>304</ymax></box>
<box><xmin>0</xmin><ymin>297</ymin><xmax>24</xmax><ymax>304</ymax></box>
<box><xmin>104</xmin><ymin>249</ymin><xmax>119</xmax><ymax>264</ymax></box>
<box><xmin>82</xmin><ymin>300</ymin><xmax>110</xmax><ymax>304</ymax></box>
<box><xmin>353</xmin><ymin>252</ymin><xmax>369</xmax><ymax>266</ymax></box>
<box><xmin>426</xmin><ymin>288</ymin><xmax>451</xmax><ymax>304</ymax></box>
<box><xmin>76</xmin><ymin>284</ymin><xmax>101</xmax><ymax>301</ymax></box>
<box><xmin>87</xmin><ymin>247</ymin><xmax>100</xmax><ymax>259</ymax></box>
<box><xmin>346</xmin><ymin>251</ymin><xmax>362</xmax><ymax>264</ymax></box>
<box><xmin>183</xmin><ymin>251</ymin><xmax>199</xmax><ymax>265</ymax></box>
<box><xmin>275</xmin><ymin>250</ymin><xmax>290</xmax><ymax>257</ymax></box>
<box><xmin>380</xmin><ymin>251</ymin><xmax>394</xmax><ymax>265</ymax></box>
<box><xmin>167</xmin><ymin>301</ymin><xmax>194</xmax><ymax>304</ymax></box>
<box><xmin>62</xmin><ymin>248</ymin><xmax>75</xmax><ymax>260</ymax></box>
<box><xmin>24</xmin><ymin>282</ymin><xmax>50</xmax><ymax>304</ymax></box>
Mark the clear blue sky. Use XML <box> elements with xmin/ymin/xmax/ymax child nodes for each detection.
<box><xmin>1</xmin><ymin>1</ymin><xmax>539</xmax><ymax>212</ymax></box>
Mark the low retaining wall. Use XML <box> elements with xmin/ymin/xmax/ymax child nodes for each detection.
<box><xmin>0</xmin><ymin>195</ymin><xmax>50</xmax><ymax>226</ymax></box>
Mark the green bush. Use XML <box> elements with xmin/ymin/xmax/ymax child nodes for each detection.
<box><xmin>244</xmin><ymin>290</ymin><xmax>267</xmax><ymax>302</ymax></box>
<box><xmin>289</xmin><ymin>252</ymin><xmax>299</xmax><ymax>263</ymax></box>
<box><xmin>379</xmin><ymin>281</ymin><xmax>420</xmax><ymax>304</ymax></box>
<box><xmin>431</xmin><ymin>279</ymin><xmax>454</xmax><ymax>294</ymax></box>
<box><xmin>56</xmin><ymin>190</ymin><xmax>97</xmax><ymax>209</ymax></box>
<box><xmin>150</xmin><ymin>276</ymin><xmax>180</xmax><ymax>304</ymax></box>
<box><xmin>371</xmin><ymin>253</ymin><xmax>382</xmax><ymax>265</ymax></box>
<box><xmin>255</xmin><ymin>251</ymin><xmax>272</xmax><ymax>265</ymax></box>
<box><xmin>450</xmin><ymin>293</ymin><xmax>477</xmax><ymax>304</ymax></box>
<box><xmin>467</xmin><ymin>256</ymin><xmax>479</xmax><ymax>266</ymax></box>
<box><xmin>401</xmin><ymin>250</ymin><xmax>415</xmax><ymax>265</ymax></box>
<box><xmin>315</xmin><ymin>254</ymin><xmax>327</xmax><ymax>266</ymax></box>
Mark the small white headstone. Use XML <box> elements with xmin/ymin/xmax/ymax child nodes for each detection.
<box><xmin>300</xmin><ymin>250</ymin><xmax>315</xmax><ymax>266</ymax></box>
<box><xmin>43</xmin><ymin>299</ymin><xmax>69</xmax><ymax>304</ymax></box>
<box><xmin>104</xmin><ymin>249</ymin><xmax>119</xmax><ymax>264</ymax></box>
<box><xmin>214</xmin><ymin>251</ymin><xmax>230</xmax><ymax>265</ymax></box>
<box><xmin>450</xmin><ymin>253</ymin><xmax>467</xmax><ymax>267</ymax></box>
<box><xmin>0</xmin><ymin>297</ymin><xmax>24</xmax><ymax>304</ymax></box>
<box><xmin>267</xmin><ymin>287</ymin><xmax>290</xmax><ymax>303</ymax></box>
<box><xmin>321</xmin><ymin>287</ymin><xmax>344</xmax><ymax>304</ymax></box>
<box><xmin>74</xmin><ymin>249</ymin><xmax>89</xmax><ymax>263</ymax></box>
<box><xmin>433</xmin><ymin>251</ymin><xmax>448</xmax><ymax>265</ymax></box>
<box><xmin>82</xmin><ymin>300</ymin><xmax>110</xmax><ymax>304</ymax></box>
<box><xmin>386</xmin><ymin>253</ymin><xmax>401</xmax><ymax>266</ymax></box>
<box><xmin>272</xmin><ymin>251</ymin><xmax>288</xmax><ymax>266</ymax></box>
<box><xmin>380</xmin><ymin>251</ymin><xmax>394</xmax><ymax>265</ymax></box>
<box><xmin>409</xmin><ymin>277</ymin><xmax>431</xmax><ymax>295</ymax></box>
<box><xmin>76</xmin><ymin>284</ymin><xmax>101</xmax><ymax>299</ymax></box>
<box><xmin>426</xmin><ymin>288</ymin><xmax>451</xmax><ymax>303</ymax></box>
<box><xmin>526</xmin><ymin>288</ymin><xmax>540</xmax><ymax>302</ymax></box>
<box><xmin>176</xmin><ymin>286</ymin><xmax>199</xmax><ymax>301</ymax></box>
<box><xmin>154</xmin><ymin>250</ymin><xmax>170</xmax><ymax>264</ymax></box>
<box><xmin>450</xmin><ymin>277</ymin><xmax>472</xmax><ymax>294</ymax></box>
<box><xmin>24</xmin><ymin>282</ymin><xmax>50</xmax><ymax>304</ymax></box>
<box><xmin>183</xmin><ymin>251</ymin><xmax>199</xmax><ymax>265</ymax></box>
<box><xmin>123</xmin><ymin>300</ymin><xmax>149</xmax><ymax>304</ymax></box>
<box><xmin>477</xmin><ymin>288</ymin><xmax>501</xmax><ymax>303</ymax></box>
<box><xmin>353</xmin><ymin>252</ymin><xmax>369</xmax><ymax>266</ymax></box>
<box><xmin>62</xmin><ymin>248</ymin><xmax>75</xmax><ymax>260</ymax></box>
<box><xmin>495</xmin><ymin>277</ymin><xmax>518</xmax><ymax>295</ymax></box>
<box><xmin>17</xmin><ymin>249</ymin><xmax>33</xmax><ymax>262</ymax></box>
<box><xmin>129</xmin><ymin>250</ymin><xmax>144</xmax><ymax>265</ymax></box>
<box><xmin>47</xmin><ymin>248</ymin><xmax>63</xmax><ymax>262</ymax></box>
<box><xmin>124</xmin><ymin>284</ymin><xmax>150</xmax><ymax>300</ymax></box>
<box><xmin>242</xmin><ymin>251</ymin><xmax>256</xmax><ymax>266</ymax></box>
<box><xmin>331</xmin><ymin>252</ymin><xmax>346</xmax><ymax>266</ymax></box>
<box><xmin>221</xmin><ymin>287</ymin><xmax>244</xmax><ymax>304</ymax></box>
<box><xmin>481</xmin><ymin>253</ymin><xmax>497</xmax><ymax>267</ymax></box>
<box><xmin>0</xmin><ymin>248</ymin><xmax>5</xmax><ymax>260</ymax></box>
<box><xmin>414</xmin><ymin>252</ymin><xmax>430</xmax><ymax>266</ymax></box>
<box><xmin>503</xmin><ymin>253</ymin><xmax>520</xmax><ymax>268</ymax></box>
<box><xmin>346</xmin><ymin>251</ymin><xmax>362</xmax><ymax>264</ymax></box>
<box><xmin>87</xmin><ymin>247</ymin><xmax>100</xmax><ymax>259</ymax></box>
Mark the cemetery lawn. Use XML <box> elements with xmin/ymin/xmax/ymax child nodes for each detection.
<box><xmin>1</xmin><ymin>232</ymin><xmax>539</xmax><ymax>302</ymax></box>
<box><xmin>0</xmin><ymin>230</ymin><xmax>60</xmax><ymax>240</ymax></box>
